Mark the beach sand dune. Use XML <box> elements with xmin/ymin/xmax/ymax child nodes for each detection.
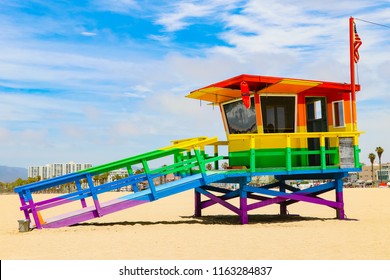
<box><xmin>1</xmin><ymin>188</ymin><xmax>390</xmax><ymax>260</ymax></box>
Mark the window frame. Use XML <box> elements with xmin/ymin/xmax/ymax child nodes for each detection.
<box><xmin>332</xmin><ymin>100</ymin><xmax>346</xmax><ymax>128</ymax></box>
<box><xmin>260</xmin><ymin>94</ymin><xmax>297</xmax><ymax>133</ymax></box>
<box><xmin>307</xmin><ymin>99</ymin><xmax>323</xmax><ymax>121</ymax></box>
<box><xmin>221</xmin><ymin>96</ymin><xmax>257</xmax><ymax>135</ymax></box>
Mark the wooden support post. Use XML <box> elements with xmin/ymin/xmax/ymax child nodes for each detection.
<box><xmin>194</xmin><ymin>146</ymin><xmax>208</xmax><ymax>184</ymax></box>
<box><xmin>142</xmin><ymin>159</ymin><xmax>158</xmax><ymax>201</ymax></box>
<box><xmin>194</xmin><ymin>188</ymin><xmax>202</xmax><ymax>217</ymax></box>
<box><xmin>86</xmin><ymin>174</ymin><xmax>102</xmax><ymax>217</ymax></box>
<box><xmin>279</xmin><ymin>182</ymin><xmax>288</xmax><ymax>216</ymax></box>
<box><xmin>239</xmin><ymin>182</ymin><xmax>248</xmax><ymax>224</ymax></box>
<box><xmin>353</xmin><ymin>135</ymin><xmax>360</xmax><ymax>168</ymax></box>
<box><xmin>173</xmin><ymin>152</ymin><xmax>180</xmax><ymax>176</ymax></box>
<box><xmin>320</xmin><ymin>135</ymin><xmax>326</xmax><ymax>170</ymax></box>
<box><xmin>75</xmin><ymin>180</ymin><xmax>87</xmax><ymax>208</ymax></box>
<box><xmin>286</xmin><ymin>135</ymin><xmax>292</xmax><ymax>172</ymax></box>
<box><xmin>335</xmin><ymin>178</ymin><xmax>345</xmax><ymax>219</ymax></box>
<box><xmin>26</xmin><ymin>190</ymin><xmax>42</xmax><ymax>229</ymax></box>
<box><xmin>126</xmin><ymin>165</ymin><xmax>139</xmax><ymax>192</ymax></box>
<box><xmin>19</xmin><ymin>193</ymin><xmax>30</xmax><ymax>220</ymax></box>
<box><xmin>250</xmin><ymin>136</ymin><xmax>256</xmax><ymax>172</ymax></box>
<box><xmin>213</xmin><ymin>143</ymin><xmax>219</xmax><ymax>170</ymax></box>
<box><xmin>185</xmin><ymin>151</ymin><xmax>192</xmax><ymax>176</ymax></box>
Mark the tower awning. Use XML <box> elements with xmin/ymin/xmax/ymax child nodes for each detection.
<box><xmin>186</xmin><ymin>74</ymin><xmax>359</xmax><ymax>104</ymax></box>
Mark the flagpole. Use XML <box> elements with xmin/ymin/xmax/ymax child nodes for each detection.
<box><xmin>349</xmin><ymin>16</ymin><xmax>357</xmax><ymax>131</ymax></box>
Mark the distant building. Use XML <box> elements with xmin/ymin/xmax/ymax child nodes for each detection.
<box><xmin>378</xmin><ymin>164</ymin><xmax>390</xmax><ymax>182</ymax></box>
<box><xmin>28</xmin><ymin>162</ymin><xmax>93</xmax><ymax>180</ymax></box>
<box><xmin>358</xmin><ymin>162</ymin><xmax>390</xmax><ymax>183</ymax></box>
<box><xmin>106</xmin><ymin>168</ymin><xmax>129</xmax><ymax>183</ymax></box>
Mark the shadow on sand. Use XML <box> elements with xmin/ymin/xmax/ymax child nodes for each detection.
<box><xmin>70</xmin><ymin>214</ymin><xmax>359</xmax><ymax>227</ymax></box>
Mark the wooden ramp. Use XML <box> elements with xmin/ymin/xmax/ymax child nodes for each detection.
<box><xmin>14</xmin><ymin>137</ymin><xmax>228</xmax><ymax>229</ymax></box>
<box><xmin>40</xmin><ymin>173</ymin><xmax>230</xmax><ymax>228</ymax></box>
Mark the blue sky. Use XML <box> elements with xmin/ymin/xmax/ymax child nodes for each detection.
<box><xmin>0</xmin><ymin>0</ymin><xmax>389</xmax><ymax>168</ymax></box>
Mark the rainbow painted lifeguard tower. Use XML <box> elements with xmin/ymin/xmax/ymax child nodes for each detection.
<box><xmin>14</xmin><ymin>18</ymin><xmax>363</xmax><ymax>229</ymax></box>
<box><xmin>14</xmin><ymin>73</ymin><xmax>362</xmax><ymax>229</ymax></box>
<box><xmin>188</xmin><ymin>74</ymin><xmax>361</xmax><ymax>224</ymax></box>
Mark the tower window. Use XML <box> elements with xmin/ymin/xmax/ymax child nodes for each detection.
<box><xmin>261</xmin><ymin>96</ymin><xmax>295</xmax><ymax>133</ymax></box>
<box><xmin>333</xmin><ymin>100</ymin><xmax>345</xmax><ymax>127</ymax></box>
<box><xmin>223</xmin><ymin>97</ymin><xmax>257</xmax><ymax>134</ymax></box>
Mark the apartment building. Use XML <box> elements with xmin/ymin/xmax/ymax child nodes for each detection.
<box><xmin>28</xmin><ymin>162</ymin><xmax>93</xmax><ymax>180</ymax></box>
<box><xmin>358</xmin><ymin>162</ymin><xmax>390</xmax><ymax>183</ymax></box>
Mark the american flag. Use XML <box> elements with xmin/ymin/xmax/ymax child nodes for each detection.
<box><xmin>354</xmin><ymin>23</ymin><xmax>362</xmax><ymax>63</ymax></box>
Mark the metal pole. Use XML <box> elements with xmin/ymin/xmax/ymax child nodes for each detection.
<box><xmin>349</xmin><ymin>17</ymin><xmax>357</xmax><ymax>131</ymax></box>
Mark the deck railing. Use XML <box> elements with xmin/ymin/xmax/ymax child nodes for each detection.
<box><xmin>228</xmin><ymin>131</ymin><xmax>362</xmax><ymax>172</ymax></box>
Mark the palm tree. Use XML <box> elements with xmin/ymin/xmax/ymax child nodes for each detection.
<box><xmin>100</xmin><ymin>172</ymin><xmax>109</xmax><ymax>185</ymax></box>
<box><xmin>221</xmin><ymin>162</ymin><xmax>229</xmax><ymax>170</ymax></box>
<box><xmin>368</xmin><ymin>153</ymin><xmax>376</xmax><ymax>183</ymax></box>
<box><xmin>112</xmin><ymin>174</ymin><xmax>123</xmax><ymax>191</ymax></box>
<box><xmin>375</xmin><ymin>147</ymin><xmax>384</xmax><ymax>184</ymax></box>
<box><xmin>113</xmin><ymin>174</ymin><xmax>122</xmax><ymax>181</ymax></box>
<box><xmin>162</xmin><ymin>164</ymin><xmax>168</xmax><ymax>184</ymax></box>
<box><xmin>93</xmin><ymin>174</ymin><xmax>101</xmax><ymax>186</ymax></box>
<box><xmin>67</xmin><ymin>182</ymin><xmax>76</xmax><ymax>193</ymax></box>
<box><xmin>80</xmin><ymin>178</ymin><xmax>87</xmax><ymax>189</ymax></box>
<box><xmin>134</xmin><ymin>168</ymin><xmax>144</xmax><ymax>175</ymax></box>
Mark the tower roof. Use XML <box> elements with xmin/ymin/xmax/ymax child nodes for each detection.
<box><xmin>186</xmin><ymin>74</ymin><xmax>359</xmax><ymax>104</ymax></box>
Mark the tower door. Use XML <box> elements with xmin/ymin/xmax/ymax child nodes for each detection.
<box><xmin>306</xmin><ymin>97</ymin><xmax>328</xmax><ymax>166</ymax></box>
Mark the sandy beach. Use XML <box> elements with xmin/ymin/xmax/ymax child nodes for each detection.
<box><xmin>1</xmin><ymin>188</ymin><xmax>390</xmax><ymax>260</ymax></box>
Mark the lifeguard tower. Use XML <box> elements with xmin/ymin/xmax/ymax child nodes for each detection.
<box><xmin>187</xmin><ymin>74</ymin><xmax>362</xmax><ymax>223</ymax></box>
<box><xmin>14</xmin><ymin>73</ymin><xmax>362</xmax><ymax>229</ymax></box>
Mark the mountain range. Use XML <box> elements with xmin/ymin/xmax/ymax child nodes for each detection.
<box><xmin>0</xmin><ymin>166</ymin><xmax>28</xmax><ymax>183</ymax></box>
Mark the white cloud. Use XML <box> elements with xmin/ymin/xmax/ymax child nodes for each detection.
<box><xmin>0</xmin><ymin>127</ymin><xmax>11</xmax><ymax>141</ymax></box>
<box><xmin>113</xmin><ymin>121</ymin><xmax>141</xmax><ymax>136</ymax></box>
<box><xmin>19</xmin><ymin>129</ymin><xmax>48</xmax><ymax>142</ymax></box>
<box><xmin>155</xmin><ymin>0</ymin><xmax>243</xmax><ymax>32</ymax></box>
<box><xmin>0</xmin><ymin>45</ymin><xmax>147</xmax><ymax>94</ymax></box>
<box><xmin>0</xmin><ymin>93</ymin><xmax>75</xmax><ymax>123</ymax></box>
<box><xmin>148</xmin><ymin>34</ymin><xmax>172</xmax><ymax>44</ymax></box>
<box><xmin>156</xmin><ymin>2</ymin><xmax>214</xmax><ymax>32</ymax></box>
<box><xmin>123</xmin><ymin>92</ymin><xmax>146</xmax><ymax>99</ymax></box>
<box><xmin>81</xmin><ymin>31</ymin><xmax>97</xmax><ymax>37</ymax></box>
<box><xmin>93</xmin><ymin>0</ymin><xmax>139</xmax><ymax>13</ymax></box>
<box><xmin>62</xmin><ymin>125</ymin><xmax>86</xmax><ymax>139</ymax></box>
<box><xmin>132</xmin><ymin>85</ymin><xmax>152</xmax><ymax>93</ymax></box>
<box><xmin>84</xmin><ymin>106</ymin><xmax>102</xmax><ymax>121</ymax></box>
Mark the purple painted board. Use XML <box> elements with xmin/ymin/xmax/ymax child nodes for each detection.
<box><xmin>247</xmin><ymin>193</ymin><xmax>341</xmax><ymax>211</ymax></box>
<box><xmin>240</xmin><ymin>197</ymin><xmax>248</xmax><ymax>224</ymax></box>
<box><xmin>41</xmin><ymin>199</ymin><xmax>150</xmax><ymax>228</ymax></box>
<box><xmin>199</xmin><ymin>190</ymin><xmax>240</xmax><ymax>215</ymax></box>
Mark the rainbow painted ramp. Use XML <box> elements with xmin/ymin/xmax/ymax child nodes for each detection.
<box><xmin>14</xmin><ymin>137</ymin><xmax>228</xmax><ymax>229</ymax></box>
<box><xmin>41</xmin><ymin>172</ymin><xmax>227</xmax><ymax>228</ymax></box>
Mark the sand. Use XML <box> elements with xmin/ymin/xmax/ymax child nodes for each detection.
<box><xmin>1</xmin><ymin>188</ymin><xmax>390</xmax><ymax>260</ymax></box>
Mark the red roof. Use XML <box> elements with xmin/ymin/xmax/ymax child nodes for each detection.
<box><xmin>186</xmin><ymin>74</ymin><xmax>360</xmax><ymax>103</ymax></box>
